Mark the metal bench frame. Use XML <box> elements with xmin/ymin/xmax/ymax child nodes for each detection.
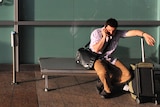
<box><xmin>39</xmin><ymin>57</ymin><xmax>95</xmax><ymax>91</ymax></box>
<box><xmin>39</xmin><ymin>57</ymin><xmax>160</xmax><ymax>92</ymax></box>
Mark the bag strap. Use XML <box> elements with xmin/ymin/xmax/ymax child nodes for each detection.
<box><xmin>84</xmin><ymin>36</ymin><xmax>112</xmax><ymax>58</ymax></box>
<box><xmin>84</xmin><ymin>41</ymin><xmax>90</xmax><ymax>48</ymax></box>
<box><xmin>98</xmin><ymin>36</ymin><xmax>112</xmax><ymax>58</ymax></box>
<box><xmin>101</xmin><ymin>36</ymin><xmax>112</xmax><ymax>54</ymax></box>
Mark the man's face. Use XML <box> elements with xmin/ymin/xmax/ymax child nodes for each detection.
<box><xmin>105</xmin><ymin>25</ymin><xmax>116</xmax><ymax>36</ymax></box>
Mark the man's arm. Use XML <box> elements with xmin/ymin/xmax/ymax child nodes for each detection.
<box><xmin>125</xmin><ymin>30</ymin><xmax>155</xmax><ymax>46</ymax></box>
<box><xmin>92</xmin><ymin>28</ymin><xmax>108</xmax><ymax>53</ymax></box>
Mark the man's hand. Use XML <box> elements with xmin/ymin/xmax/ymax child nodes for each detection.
<box><xmin>101</xmin><ymin>27</ymin><xmax>109</xmax><ymax>38</ymax></box>
<box><xmin>143</xmin><ymin>33</ymin><xmax>155</xmax><ymax>46</ymax></box>
<box><xmin>125</xmin><ymin>30</ymin><xmax>156</xmax><ymax>46</ymax></box>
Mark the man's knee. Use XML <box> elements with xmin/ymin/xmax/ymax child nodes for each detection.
<box><xmin>94</xmin><ymin>60</ymin><xmax>106</xmax><ymax>73</ymax></box>
<box><xmin>97</xmin><ymin>71</ymin><xmax>106</xmax><ymax>77</ymax></box>
<box><xmin>125</xmin><ymin>70</ymin><xmax>131</xmax><ymax>77</ymax></box>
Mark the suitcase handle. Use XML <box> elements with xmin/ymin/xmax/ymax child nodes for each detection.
<box><xmin>141</xmin><ymin>37</ymin><xmax>145</xmax><ymax>62</ymax></box>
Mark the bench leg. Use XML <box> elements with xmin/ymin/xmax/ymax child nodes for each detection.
<box><xmin>44</xmin><ymin>75</ymin><xmax>49</xmax><ymax>92</ymax></box>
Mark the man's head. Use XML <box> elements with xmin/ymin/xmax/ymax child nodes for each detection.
<box><xmin>104</xmin><ymin>18</ymin><xmax>118</xmax><ymax>36</ymax></box>
<box><xmin>105</xmin><ymin>18</ymin><xmax>118</xmax><ymax>28</ymax></box>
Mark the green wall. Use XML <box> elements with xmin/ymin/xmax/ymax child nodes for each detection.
<box><xmin>0</xmin><ymin>27</ymin><xmax>13</xmax><ymax>63</ymax></box>
<box><xmin>0</xmin><ymin>0</ymin><xmax>14</xmax><ymax>63</ymax></box>
<box><xmin>20</xmin><ymin>0</ymin><xmax>157</xmax><ymax>21</ymax></box>
<box><xmin>0</xmin><ymin>0</ymin><xmax>160</xmax><ymax>64</ymax></box>
<box><xmin>19</xmin><ymin>26</ymin><xmax>158</xmax><ymax>64</ymax></box>
<box><xmin>0</xmin><ymin>0</ymin><xmax>14</xmax><ymax>20</ymax></box>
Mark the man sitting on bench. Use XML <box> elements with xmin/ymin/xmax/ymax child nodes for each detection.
<box><xmin>89</xmin><ymin>18</ymin><xmax>155</xmax><ymax>98</ymax></box>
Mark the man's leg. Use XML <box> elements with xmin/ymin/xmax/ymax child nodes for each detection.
<box><xmin>94</xmin><ymin>59</ymin><xmax>111</xmax><ymax>93</ymax></box>
<box><xmin>96</xmin><ymin>79</ymin><xmax>103</xmax><ymax>94</ymax></box>
<box><xmin>114</xmin><ymin>60</ymin><xmax>131</xmax><ymax>84</ymax></box>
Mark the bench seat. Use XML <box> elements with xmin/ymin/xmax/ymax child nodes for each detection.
<box><xmin>39</xmin><ymin>57</ymin><xmax>160</xmax><ymax>91</ymax></box>
<box><xmin>39</xmin><ymin>57</ymin><xmax>95</xmax><ymax>75</ymax></box>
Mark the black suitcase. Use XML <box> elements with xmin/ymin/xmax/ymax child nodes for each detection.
<box><xmin>129</xmin><ymin>37</ymin><xmax>158</xmax><ymax>105</ymax></box>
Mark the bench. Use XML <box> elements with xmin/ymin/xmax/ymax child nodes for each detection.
<box><xmin>39</xmin><ymin>57</ymin><xmax>96</xmax><ymax>91</ymax></box>
<box><xmin>39</xmin><ymin>57</ymin><xmax>160</xmax><ymax>92</ymax></box>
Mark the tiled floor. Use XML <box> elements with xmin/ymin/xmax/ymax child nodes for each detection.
<box><xmin>0</xmin><ymin>65</ymin><xmax>160</xmax><ymax>107</ymax></box>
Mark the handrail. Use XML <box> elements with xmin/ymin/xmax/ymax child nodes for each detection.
<box><xmin>1</xmin><ymin>20</ymin><xmax>160</xmax><ymax>26</ymax></box>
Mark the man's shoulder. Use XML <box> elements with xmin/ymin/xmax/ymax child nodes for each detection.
<box><xmin>116</xmin><ymin>29</ymin><xmax>127</xmax><ymax>32</ymax></box>
<box><xmin>115</xmin><ymin>29</ymin><xmax>128</xmax><ymax>37</ymax></box>
<box><xmin>93</xmin><ymin>27</ymin><xmax>101</xmax><ymax>31</ymax></box>
<box><xmin>92</xmin><ymin>28</ymin><xmax>102</xmax><ymax>34</ymax></box>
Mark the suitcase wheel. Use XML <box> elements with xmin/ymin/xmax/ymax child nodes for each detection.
<box><xmin>136</xmin><ymin>98</ymin><xmax>140</xmax><ymax>104</ymax></box>
<box><xmin>76</xmin><ymin>60</ymin><xmax>80</xmax><ymax>64</ymax></box>
<box><xmin>136</xmin><ymin>98</ymin><xmax>159</xmax><ymax>105</ymax></box>
<box><xmin>155</xmin><ymin>100</ymin><xmax>158</xmax><ymax>105</ymax></box>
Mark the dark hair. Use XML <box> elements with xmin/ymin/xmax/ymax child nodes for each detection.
<box><xmin>105</xmin><ymin>18</ymin><xmax>118</xmax><ymax>28</ymax></box>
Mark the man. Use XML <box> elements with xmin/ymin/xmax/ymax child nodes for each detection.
<box><xmin>89</xmin><ymin>18</ymin><xmax>155</xmax><ymax>98</ymax></box>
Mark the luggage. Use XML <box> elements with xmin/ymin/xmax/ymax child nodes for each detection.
<box><xmin>76</xmin><ymin>47</ymin><xmax>98</xmax><ymax>69</ymax></box>
<box><xmin>129</xmin><ymin>37</ymin><xmax>158</xmax><ymax>105</ymax></box>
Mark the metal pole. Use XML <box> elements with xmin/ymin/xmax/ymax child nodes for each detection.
<box><xmin>141</xmin><ymin>37</ymin><xmax>145</xmax><ymax>62</ymax></box>
<box><xmin>11</xmin><ymin>0</ymin><xmax>19</xmax><ymax>84</ymax></box>
<box><xmin>14</xmin><ymin>0</ymin><xmax>19</xmax><ymax>72</ymax></box>
<box><xmin>11</xmin><ymin>31</ymin><xmax>17</xmax><ymax>84</ymax></box>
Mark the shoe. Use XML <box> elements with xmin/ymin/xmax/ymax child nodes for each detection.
<box><xmin>123</xmin><ymin>84</ymin><xmax>129</xmax><ymax>91</ymax></box>
<box><xmin>96</xmin><ymin>79</ymin><xmax>104</xmax><ymax>94</ymax></box>
<box><xmin>96</xmin><ymin>85</ymin><xmax>104</xmax><ymax>94</ymax></box>
<box><xmin>100</xmin><ymin>90</ymin><xmax>112</xmax><ymax>99</ymax></box>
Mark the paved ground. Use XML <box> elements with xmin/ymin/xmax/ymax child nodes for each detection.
<box><xmin>0</xmin><ymin>65</ymin><xmax>160</xmax><ymax>107</ymax></box>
